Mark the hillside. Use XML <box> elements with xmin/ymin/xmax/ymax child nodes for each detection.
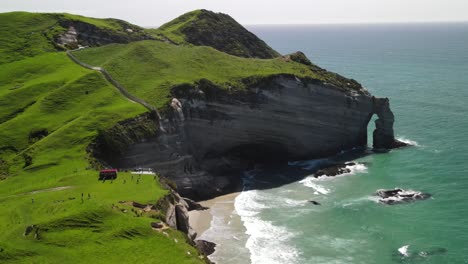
<box><xmin>0</xmin><ymin>12</ymin><xmax>210</xmax><ymax>264</ymax></box>
<box><xmin>0</xmin><ymin>51</ymin><xmax>206</xmax><ymax>263</ymax></box>
<box><xmin>0</xmin><ymin>9</ymin><xmax>373</xmax><ymax>263</ymax></box>
<box><xmin>154</xmin><ymin>9</ymin><xmax>281</xmax><ymax>58</ymax></box>
<box><xmin>72</xmin><ymin>40</ymin><xmax>363</xmax><ymax>109</ymax></box>
<box><xmin>0</xmin><ymin>12</ymin><xmax>152</xmax><ymax>64</ymax></box>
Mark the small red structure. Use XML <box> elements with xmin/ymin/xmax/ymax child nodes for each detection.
<box><xmin>99</xmin><ymin>169</ymin><xmax>118</xmax><ymax>180</ymax></box>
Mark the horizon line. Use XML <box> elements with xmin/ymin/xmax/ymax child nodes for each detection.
<box><xmin>144</xmin><ymin>20</ymin><xmax>468</xmax><ymax>29</ymax></box>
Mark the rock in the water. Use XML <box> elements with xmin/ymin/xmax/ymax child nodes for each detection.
<box><xmin>315</xmin><ymin>162</ymin><xmax>356</xmax><ymax>178</ymax></box>
<box><xmin>376</xmin><ymin>188</ymin><xmax>431</xmax><ymax>205</ymax></box>
<box><xmin>195</xmin><ymin>240</ymin><xmax>216</xmax><ymax>256</ymax></box>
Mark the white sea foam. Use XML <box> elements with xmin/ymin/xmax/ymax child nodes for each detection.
<box><xmin>299</xmin><ymin>163</ymin><xmax>367</xmax><ymax>194</ymax></box>
<box><xmin>235</xmin><ymin>190</ymin><xmax>300</xmax><ymax>264</ymax></box>
<box><xmin>398</xmin><ymin>245</ymin><xmax>410</xmax><ymax>257</ymax></box>
<box><xmin>396</xmin><ymin>136</ymin><xmax>420</xmax><ymax>146</ymax></box>
<box><xmin>298</xmin><ymin>179</ymin><xmax>331</xmax><ymax>195</ymax></box>
<box><xmin>316</xmin><ymin>162</ymin><xmax>368</xmax><ymax>180</ymax></box>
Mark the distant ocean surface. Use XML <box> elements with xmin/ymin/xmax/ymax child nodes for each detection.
<box><xmin>199</xmin><ymin>23</ymin><xmax>468</xmax><ymax>264</ymax></box>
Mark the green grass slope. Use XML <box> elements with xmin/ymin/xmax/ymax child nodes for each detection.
<box><xmin>0</xmin><ymin>12</ymin><xmax>150</xmax><ymax>65</ymax></box>
<box><xmin>72</xmin><ymin>40</ymin><xmax>325</xmax><ymax>108</ymax></box>
<box><xmin>0</xmin><ymin>52</ymin><xmax>204</xmax><ymax>263</ymax></box>
<box><xmin>153</xmin><ymin>9</ymin><xmax>281</xmax><ymax>58</ymax></box>
<box><xmin>73</xmin><ymin>39</ymin><xmax>363</xmax><ymax>109</ymax></box>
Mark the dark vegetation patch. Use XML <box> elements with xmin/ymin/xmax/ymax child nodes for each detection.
<box><xmin>88</xmin><ymin>112</ymin><xmax>158</xmax><ymax>168</ymax></box>
<box><xmin>0</xmin><ymin>246</ymin><xmax>37</xmax><ymax>262</ymax></box>
<box><xmin>28</xmin><ymin>128</ymin><xmax>49</xmax><ymax>144</ymax></box>
<box><xmin>42</xmin><ymin>212</ymin><xmax>104</xmax><ymax>231</ymax></box>
<box><xmin>0</xmin><ymin>101</ymin><xmax>36</xmax><ymax>125</ymax></box>
<box><xmin>113</xmin><ymin>228</ymin><xmax>144</xmax><ymax>240</ymax></box>
<box><xmin>0</xmin><ymin>158</ymin><xmax>9</xmax><ymax>179</ymax></box>
<box><xmin>22</xmin><ymin>153</ymin><xmax>33</xmax><ymax>168</ymax></box>
<box><xmin>24</xmin><ymin>162</ymin><xmax>59</xmax><ymax>172</ymax></box>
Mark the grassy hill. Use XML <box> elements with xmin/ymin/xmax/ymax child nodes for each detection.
<box><xmin>0</xmin><ymin>9</ymin><xmax>362</xmax><ymax>263</ymax></box>
<box><xmin>73</xmin><ymin>39</ymin><xmax>363</xmax><ymax>109</ymax></box>
<box><xmin>152</xmin><ymin>9</ymin><xmax>281</xmax><ymax>58</ymax></box>
<box><xmin>0</xmin><ymin>36</ymin><xmax>203</xmax><ymax>264</ymax></box>
<box><xmin>0</xmin><ymin>51</ymin><xmax>205</xmax><ymax>263</ymax></box>
<box><xmin>0</xmin><ymin>12</ymin><xmax>152</xmax><ymax>65</ymax></box>
<box><xmin>72</xmin><ymin>40</ymin><xmax>331</xmax><ymax>108</ymax></box>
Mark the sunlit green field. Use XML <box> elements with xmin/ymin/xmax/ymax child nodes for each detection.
<box><xmin>0</xmin><ymin>51</ymin><xmax>203</xmax><ymax>263</ymax></box>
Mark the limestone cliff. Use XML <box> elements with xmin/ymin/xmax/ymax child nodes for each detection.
<box><xmin>97</xmin><ymin>74</ymin><xmax>404</xmax><ymax>200</ymax></box>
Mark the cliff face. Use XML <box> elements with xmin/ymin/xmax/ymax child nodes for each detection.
<box><xmin>109</xmin><ymin>75</ymin><xmax>402</xmax><ymax>200</ymax></box>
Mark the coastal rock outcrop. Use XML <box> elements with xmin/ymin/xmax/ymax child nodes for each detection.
<box><xmin>155</xmin><ymin>187</ymin><xmax>197</xmax><ymax>240</ymax></box>
<box><xmin>314</xmin><ymin>162</ymin><xmax>356</xmax><ymax>178</ymax></box>
<box><xmin>195</xmin><ymin>240</ymin><xmax>217</xmax><ymax>256</ymax></box>
<box><xmin>104</xmin><ymin>74</ymin><xmax>404</xmax><ymax>200</ymax></box>
<box><xmin>372</xmin><ymin>98</ymin><xmax>407</xmax><ymax>150</ymax></box>
<box><xmin>376</xmin><ymin>188</ymin><xmax>431</xmax><ymax>205</ymax></box>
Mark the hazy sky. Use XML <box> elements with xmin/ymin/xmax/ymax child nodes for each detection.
<box><xmin>1</xmin><ymin>0</ymin><xmax>468</xmax><ymax>26</ymax></box>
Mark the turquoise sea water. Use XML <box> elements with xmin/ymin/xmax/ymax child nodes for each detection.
<box><xmin>202</xmin><ymin>23</ymin><xmax>468</xmax><ymax>264</ymax></box>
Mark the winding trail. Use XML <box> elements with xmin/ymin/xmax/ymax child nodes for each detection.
<box><xmin>66</xmin><ymin>50</ymin><xmax>165</xmax><ymax>130</ymax></box>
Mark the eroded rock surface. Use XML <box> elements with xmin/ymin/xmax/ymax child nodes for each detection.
<box><xmin>376</xmin><ymin>188</ymin><xmax>431</xmax><ymax>205</ymax></box>
<box><xmin>314</xmin><ymin>162</ymin><xmax>356</xmax><ymax>178</ymax></box>
<box><xmin>195</xmin><ymin>240</ymin><xmax>217</xmax><ymax>256</ymax></box>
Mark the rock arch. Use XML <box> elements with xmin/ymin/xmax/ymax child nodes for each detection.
<box><xmin>372</xmin><ymin>97</ymin><xmax>406</xmax><ymax>150</ymax></box>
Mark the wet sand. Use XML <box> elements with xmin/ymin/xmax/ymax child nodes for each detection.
<box><xmin>189</xmin><ymin>192</ymin><xmax>240</xmax><ymax>238</ymax></box>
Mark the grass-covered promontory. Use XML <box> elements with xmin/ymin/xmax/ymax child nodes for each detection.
<box><xmin>72</xmin><ymin>40</ymin><xmax>334</xmax><ymax>108</ymax></box>
<box><xmin>0</xmin><ymin>8</ymin><xmax>363</xmax><ymax>263</ymax></box>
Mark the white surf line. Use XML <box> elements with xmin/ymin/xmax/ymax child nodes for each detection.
<box><xmin>396</xmin><ymin>136</ymin><xmax>420</xmax><ymax>146</ymax></box>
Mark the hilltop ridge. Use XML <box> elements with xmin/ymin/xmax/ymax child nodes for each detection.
<box><xmin>155</xmin><ymin>9</ymin><xmax>281</xmax><ymax>58</ymax></box>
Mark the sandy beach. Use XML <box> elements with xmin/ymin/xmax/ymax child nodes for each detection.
<box><xmin>189</xmin><ymin>192</ymin><xmax>240</xmax><ymax>238</ymax></box>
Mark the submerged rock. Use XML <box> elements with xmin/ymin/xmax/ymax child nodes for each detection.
<box><xmin>376</xmin><ymin>188</ymin><xmax>431</xmax><ymax>205</ymax></box>
<box><xmin>314</xmin><ymin>162</ymin><xmax>356</xmax><ymax>178</ymax></box>
<box><xmin>309</xmin><ymin>200</ymin><xmax>321</xmax><ymax>205</ymax></box>
<box><xmin>394</xmin><ymin>245</ymin><xmax>447</xmax><ymax>262</ymax></box>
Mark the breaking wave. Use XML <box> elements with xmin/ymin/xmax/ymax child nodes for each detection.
<box><xmin>235</xmin><ymin>189</ymin><xmax>300</xmax><ymax>264</ymax></box>
<box><xmin>396</xmin><ymin>136</ymin><xmax>420</xmax><ymax>147</ymax></box>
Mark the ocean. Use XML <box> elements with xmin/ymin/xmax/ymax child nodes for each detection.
<box><xmin>199</xmin><ymin>23</ymin><xmax>468</xmax><ymax>264</ymax></box>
